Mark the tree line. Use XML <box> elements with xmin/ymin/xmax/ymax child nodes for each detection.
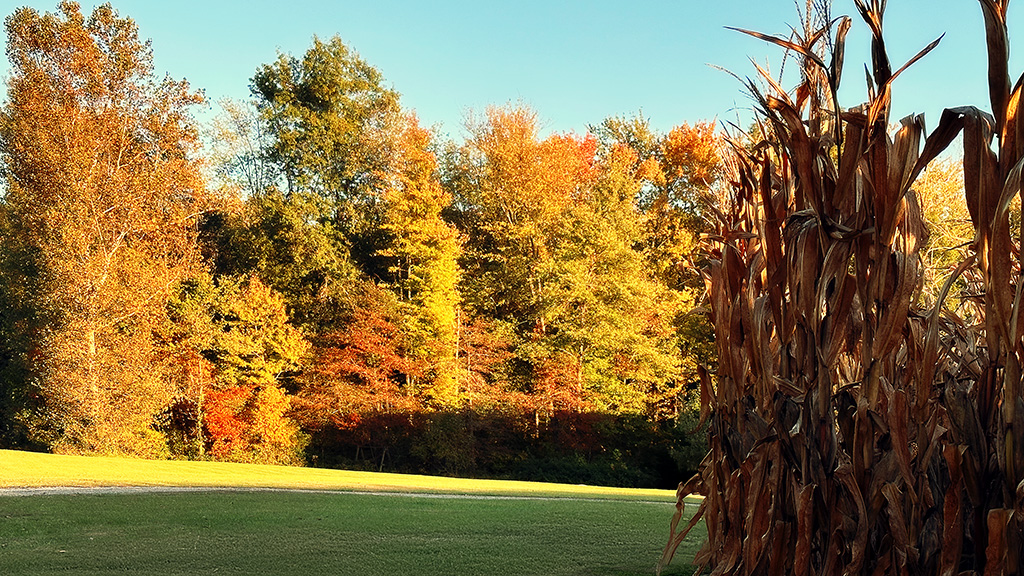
<box><xmin>0</xmin><ymin>1</ymin><xmax>718</xmax><ymax>486</ymax></box>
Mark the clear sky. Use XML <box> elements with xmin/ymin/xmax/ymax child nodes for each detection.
<box><xmin>1</xmin><ymin>1</ymin><xmax>1020</xmax><ymax>140</ymax></box>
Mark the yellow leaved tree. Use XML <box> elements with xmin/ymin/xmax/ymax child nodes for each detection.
<box><xmin>0</xmin><ymin>2</ymin><xmax>209</xmax><ymax>456</ymax></box>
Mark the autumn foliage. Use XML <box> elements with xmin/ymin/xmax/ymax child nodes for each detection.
<box><xmin>0</xmin><ymin>1</ymin><xmax>207</xmax><ymax>456</ymax></box>
<box><xmin>0</xmin><ymin>2</ymin><xmax>715</xmax><ymax>487</ymax></box>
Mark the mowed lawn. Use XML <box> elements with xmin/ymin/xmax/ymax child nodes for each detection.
<box><xmin>0</xmin><ymin>450</ymin><xmax>704</xmax><ymax>575</ymax></box>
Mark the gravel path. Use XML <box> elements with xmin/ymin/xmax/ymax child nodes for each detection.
<box><xmin>0</xmin><ymin>485</ymin><xmax>676</xmax><ymax>504</ymax></box>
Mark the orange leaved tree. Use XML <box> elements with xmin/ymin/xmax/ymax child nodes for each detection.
<box><xmin>0</xmin><ymin>2</ymin><xmax>208</xmax><ymax>456</ymax></box>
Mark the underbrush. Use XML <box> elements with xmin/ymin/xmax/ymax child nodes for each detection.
<box><xmin>306</xmin><ymin>409</ymin><xmax>707</xmax><ymax>489</ymax></box>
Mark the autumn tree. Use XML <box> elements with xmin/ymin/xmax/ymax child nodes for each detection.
<box><xmin>200</xmin><ymin>98</ymin><xmax>352</xmax><ymax>330</ymax></box>
<box><xmin>591</xmin><ymin>115</ymin><xmax>722</xmax><ymax>414</ymax></box>
<box><xmin>251</xmin><ymin>34</ymin><xmax>402</xmax><ymax>279</ymax></box>
<box><xmin>206</xmin><ymin>99</ymin><xmax>277</xmax><ymax>197</ymax></box>
<box><xmin>446</xmin><ymin>104</ymin><xmax>683</xmax><ymax>416</ymax></box>
<box><xmin>207</xmin><ymin>39</ymin><xmax>462</xmax><ymax>412</ymax></box>
<box><xmin>449</xmin><ymin>106</ymin><xmax>580</xmax><ymax>328</ymax></box>
<box><xmin>455</xmin><ymin>316</ymin><xmax>516</xmax><ymax>411</ymax></box>
<box><xmin>293</xmin><ymin>282</ymin><xmax>423</xmax><ymax>431</ymax></box>
<box><xmin>446</xmin><ymin>106</ymin><xmax>585</xmax><ymax>409</ymax></box>
<box><xmin>201</xmin><ymin>277</ymin><xmax>308</xmax><ymax>465</ymax></box>
<box><xmin>379</xmin><ymin>116</ymin><xmax>462</xmax><ymax>406</ymax></box>
<box><xmin>0</xmin><ymin>2</ymin><xmax>209</xmax><ymax>456</ymax></box>
<box><xmin>544</xmin><ymin>142</ymin><xmax>685</xmax><ymax>415</ymax></box>
<box><xmin>592</xmin><ymin>115</ymin><xmax>722</xmax><ymax>289</ymax></box>
<box><xmin>202</xmin><ymin>36</ymin><xmax>404</xmax><ymax>333</ymax></box>
<box><xmin>160</xmin><ymin>275</ymin><xmax>308</xmax><ymax>464</ymax></box>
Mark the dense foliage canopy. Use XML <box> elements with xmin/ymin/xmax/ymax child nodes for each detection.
<box><xmin>0</xmin><ymin>1</ymin><xmax>729</xmax><ymax>487</ymax></box>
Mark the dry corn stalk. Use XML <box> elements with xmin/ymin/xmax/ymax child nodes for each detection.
<box><xmin>661</xmin><ymin>1</ymin><xmax>1024</xmax><ymax>575</ymax></box>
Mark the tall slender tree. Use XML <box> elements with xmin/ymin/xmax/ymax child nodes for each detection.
<box><xmin>380</xmin><ymin>115</ymin><xmax>462</xmax><ymax>406</ymax></box>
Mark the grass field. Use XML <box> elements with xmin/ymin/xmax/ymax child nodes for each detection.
<box><xmin>0</xmin><ymin>449</ymin><xmax>678</xmax><ymax>501</ymax></box>
<box><xmin>0</xmin><ymin>450</ymin><xmax>704</xmax><ymax>575</ymax></box>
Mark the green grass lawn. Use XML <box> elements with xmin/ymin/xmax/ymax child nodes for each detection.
<box><xmin>0</xmin><ymin>450</ymin><xmax>705</xmax><ymax>575</ymax></box>
<box><xmin>0</xmin><ymin>491</ymin><xmax>702</xmax><ymax>575</ymax></box>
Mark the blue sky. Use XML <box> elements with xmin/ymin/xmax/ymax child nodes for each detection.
<box><xmin>1</xmin><ymin>1</ymin><xmax>1019</xmax><ymax>139</ymax></box>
